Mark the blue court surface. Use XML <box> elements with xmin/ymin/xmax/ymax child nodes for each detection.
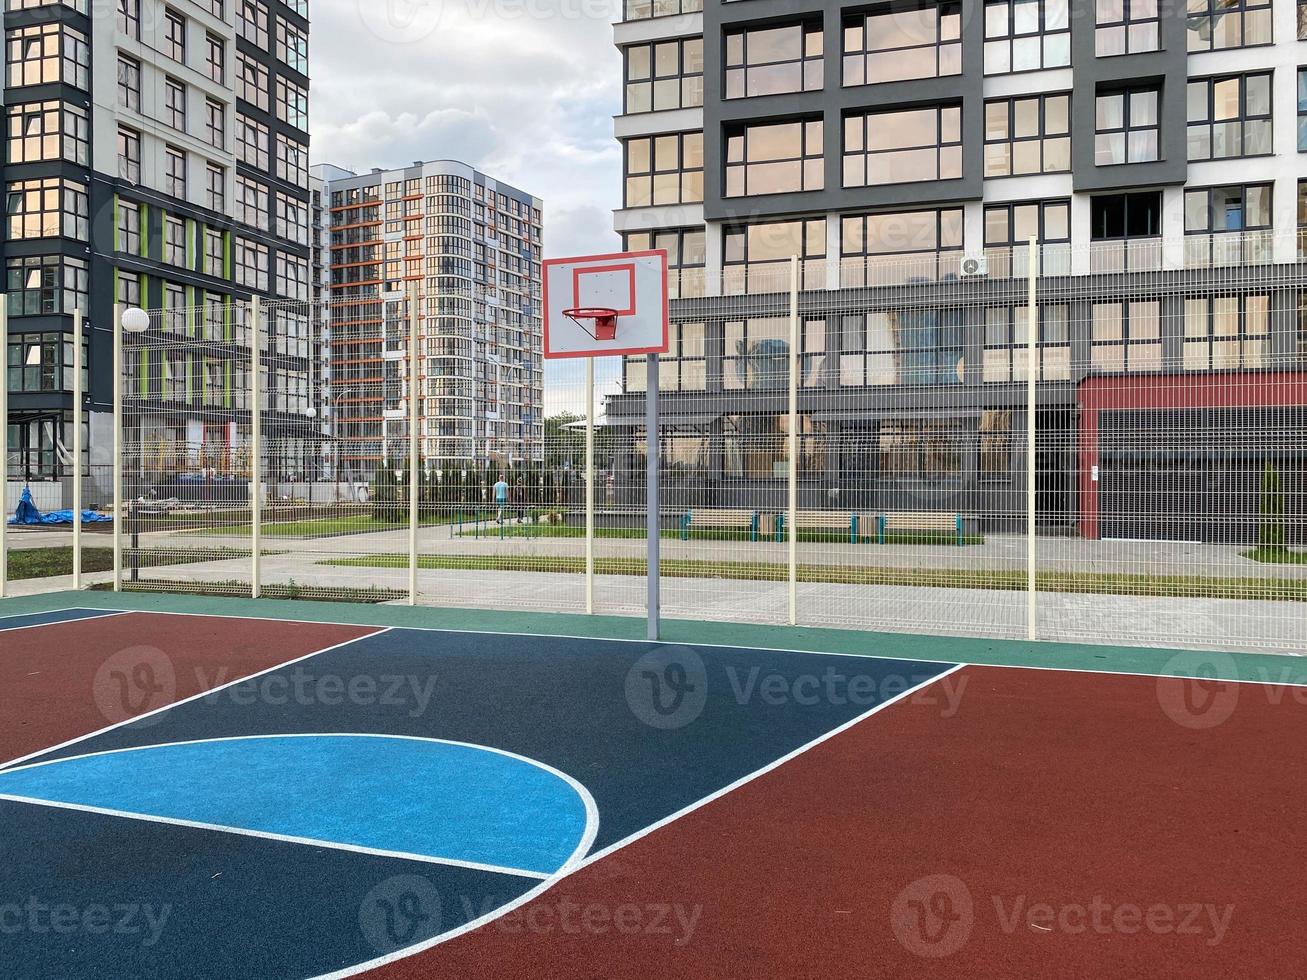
<box><xmin>0</xmin><ymin>613</ymin><xmax>953</xmax><ymax>979</ymax></box>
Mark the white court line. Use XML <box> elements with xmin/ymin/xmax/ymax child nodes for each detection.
<box><xmin>0</xmin><ymin>732</ymin><xmax>599</xmax><ymax>883</ymax></box>
<box><xmin>0</xmin><ymin>608</ymin><xmax>131</xmax><ymax>635</ymax></box>
<box><xmin>0</xmin><ymin>626</ymin><xmax>393</xmax><ymax>771</ymax></box>
<box><xmin>308</xmin><ymin>663</ymin><xmax>968</xmax><ymax>980</ymax></box>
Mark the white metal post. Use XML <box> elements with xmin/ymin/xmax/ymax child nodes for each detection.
<box><xmin>250</xmin><ymin>297</ymin><xmax>262</xmax><ymax>599</ymax></box>
<box><xmin>72</xmin><ymin>307</ymin><xmax>83</xmax><ymax>589</ymax></box>
<box><xmin>408</xmin><ymin>285</ymin><xmax>420</xmax><ymax>606</ymax></box>
<box><xmin>112</xmin><ymin>303</ymin><xmax>124</xmax><ymax>592</ymax></box>
<box><xmin>646</xmin><ymin>357</ymin><xmax>660</xmax><ymax>641</ymax></box>
<box><xmin>788</xmin><ymin>255</ymin><xmax>799</xmax><ymax>626</ymax></box>
<box><xmin>0</xmin><ymin>301</ymin><xmax>7</xmax><ymax>599</ymax></box>
<box><xmin>585</xmin><ymin>356</ymin><xmax>595</xmax><ymax>615</ymax></box>
<box><xmin>1026</xmin><ymin>236</ymin><xmax>1038</xmax><ymax>641</ymax></box>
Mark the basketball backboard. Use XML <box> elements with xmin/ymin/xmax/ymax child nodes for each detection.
<box><xmin>543</xmin><ymin>249</ymin><xmax>669</xmax><ymax>359</ymax></box>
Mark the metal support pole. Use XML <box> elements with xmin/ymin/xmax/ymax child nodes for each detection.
<box><xmin>0</xmin><ymin>302</ymin><xmax>7</xmax><ymax>599</ymax></box>
<box><xmin>408</xmin><ymin>285</ymin><xmax>420</xmax><ymax>606</ymax></box>
<box><xmin>788</xmin><ymin>256</ymin><xmax>799</xmax><ymax>627</ymax></box>
<box><xmin>72</xmin><ymin>307</ymin><xmax>83</xmax><ymax>589</ymax></box>
<box><xmin>112</xmin><ymin>303</ymin><xmax>124</xmax><ymax>592</ymax></box>
<box><xmin>250</xmin><ymin>297</ymin><xmax>262</xmax><ymax>599</ymax></box>
<box><xmin>1026</xmin><ymin>236</ymin><xmax>1038</xmax><ymax>642</ymax></box>
<box><xmin>585</xmin><ymin>356</ymin><xmax>595</xmax><ymax>615</ymax></box>
<box><xmin>646</xmin><ymin>357</ymin><xmax>660</xmax><ymax>641</ymax></box>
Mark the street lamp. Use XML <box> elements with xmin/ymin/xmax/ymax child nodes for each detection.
<box><xmin>121</xmin><ymin>307</ymin><xmax>150</xmax><ymax>334</ymax></box>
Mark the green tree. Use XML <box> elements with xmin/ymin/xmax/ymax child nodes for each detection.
<box><xmin>1260</xmin><ymin>461</ymin><xmax>1286</xmax><ymax>549</ymax></box>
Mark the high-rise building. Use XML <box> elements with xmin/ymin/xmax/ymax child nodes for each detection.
<box><xmin>609</xmin><ymin>0</ymin><xmax>1307</xmax><ymax>541</ymax></box>
<box><xmin>312</xmin><ymin>161</ymin><xmax>544</xmax><ymax>479</ymax></box>
<box><xmin>3</xmin><ymin>0</ymin><xmax>312</xmax><ymax>490</ymax></box>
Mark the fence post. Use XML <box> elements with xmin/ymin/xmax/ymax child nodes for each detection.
<box><xmin>1026</xmin><ymin>236</ymin><xmax>1038</xmax><ymax>642</ymax></box>
<box><xmin>72</xmin><ymin>307</ymin><xmax>83</xmax><ymax>590</ymax></box>
<box><xmin>250</xmin><ymin>297</ymin><xmax>262</xmax><ymax>600</ymax></box>
<box><xmin>0</xmin><ymin>301</ymin><xmax>7</xmax><ymax>599</ymax></box>
<box><xmin>408</xmin><ymin>284</ymin><xmax>420</xmax><ymax>607</ymax></box>
<box><xmin>112</xmin><ymin>303</ymin><xmax>124</xmax><ymax>592</ymax></box>
<box><xmin>585</xmin><ymin>356</ymin><xmax>595</xmax><ymax>615</ymax></box>
<box><xmin>788</xmin><ymin>255</ymin><xmax>799</xmax><ymax>627</ymax></box>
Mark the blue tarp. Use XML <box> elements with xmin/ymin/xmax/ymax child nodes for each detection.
<box><xmin>7</xmin><ymin>486</ymin><xmax>113</xmax><ymax>526</ymax></box>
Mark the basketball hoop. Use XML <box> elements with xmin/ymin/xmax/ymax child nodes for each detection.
<box><xmin>563</xmin><ymin>307</ymin><xmax>619</xmax><ymax>343</ymax></box>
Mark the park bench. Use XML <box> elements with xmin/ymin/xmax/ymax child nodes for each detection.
<box><xmin>680</xmin><ymin>508</ymin><xmax>760</xmax><ymax>542</ymax></box>
<box><xmin>774</xmin><ymin>511</ymin><xmax>859</xmax><ymax>544</ymax></box>
<box><xmin>875</xmin><ymin>511</ymin><xmax>965</xmax><ymax>546</ymax></box>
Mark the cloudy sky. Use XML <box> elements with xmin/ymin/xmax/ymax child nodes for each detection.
<box><xmin>310</xmin><ymin>0</ymin><xmax>626</xmax><ymax>411</ymax></box>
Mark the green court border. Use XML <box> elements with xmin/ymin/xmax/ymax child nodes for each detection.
<box><xmin>1</xmin><ymin>590</ymin><xmax>1303</xmax><ymax>684</ymax></box>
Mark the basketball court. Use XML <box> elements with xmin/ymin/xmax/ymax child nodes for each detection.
<box><xmin>1</xmin><ymin>592</ymin><xmax>1305</xmax><ymax>978</ymax></box>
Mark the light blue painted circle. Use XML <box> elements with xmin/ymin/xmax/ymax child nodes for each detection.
<box><xmin>0</xmin><ymin>735</ymin><xmax>591</xmax><ymax>876</ymax></box>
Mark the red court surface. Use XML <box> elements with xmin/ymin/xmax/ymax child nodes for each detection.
<box><xmin>363</xmin><ymin>664</ymin><xmax>1307</xmax><ymax>979</ymax></box>
<box><xmin>0</xmin><ymin>612</ymin><xmax>381</xmax><ymax>764</ymax></box>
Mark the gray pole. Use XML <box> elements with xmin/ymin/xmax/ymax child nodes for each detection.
<box><xmin>646</xmin><ymin>356</ymin><xmax>660</xmax><ymax>641</ymax></box>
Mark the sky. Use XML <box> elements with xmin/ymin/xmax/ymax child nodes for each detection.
<box><xmin>309</xmin><ymin>1</ymin><xmax>631</xmax><ymax>414</ymax></box>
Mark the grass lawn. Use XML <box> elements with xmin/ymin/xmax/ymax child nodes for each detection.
<box><xmin>1242</xmin><ymin>547</ymin><xmax>1307</xmax><ymax>565</ymax></box>
<box><xmin>456</xmin><ymin>524</ymin><xmax>981</xmax><ymax>546</ymax></box>
<box><xmin>94</xmin><ymin>579</ymin><xmax>407</xmax><ymax>603</ymax></box>
<box><xmin>6</xmin><ymin>546</ymin><xmax>258</xmax><ymax>581</ymax></box>
<box><xmin>319</xmin><ymin>552</ymin><xmax>1307</xmax><ymax>602</ymax></box>
<box><xmin>188</xmin><ymin>514</ymin><xmax>453</xmax><ymax>538</ymax></box>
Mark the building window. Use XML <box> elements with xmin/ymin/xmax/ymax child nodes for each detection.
<box><xmin>1091</xmin><ymin>301</ymin><xmax>1162</xmax><ymax>374</ymax></box>
<box><xmin>277</xmin><ymin>17</ymin><xmax>308</xmax><ymax>74</ymax></box>
<box><xmin>980</xmin><ymin>410</ymin><xmax>1014</xmax><ymax>479</ymax></box>
<box><xmin>205</xmin><ymin>98</ymin><xmax>225</xmax><ymax>148</ymax></box>
<box><xmin>624</xmin><ymin>322</ymin><xmax>706</xmax><ymax>393</ymax></box>
<box><xmin>1184</xmin><ymin>295</ymin><xmax>1269</xmax><ymax>371</ymax></box>
<box><xmin>1187</xmin><ymin>0</ymin><xmax>1272</xmax><ymax>51</ymax></box>
<box><xmin>842</xmin><ymin>4</ymin><xmax>961</xmax><ymax>86</ymax></box>
<box><xmin>237</xmin><ymin>53</ymin><xmax>269</xmax><ymax>111</ymax></box>
<box><xmin>203</xmin><ymin>228</ymin><xmax>224</xmax><ymax>277</ymax></box>
<box><xmin>725</xmin><ymin>120</ymin><xmax>823</xmax><ymax>197</ymax></box>
<box><xmin>725</xmin><ymin>23</ymin><xmax>821</xmax><ymax>99</ymax></box>
<box><xmin>117</xmin><ymin>199</ymin><xmax>141</xmax><ymax>254</ymax></box>
<box><xmin>984</xmin><ymin>0</ymin><xmax>1070</xmax><ymax>75</ymax></box>
<box><xmin>8</xmin><ymin>100</ymin><xmax>90</xmax><ymax>166</ymax></box>
<box><xmin>6</xmin><ymin>177</ymin><xmax>88</xmax><ymax>241</ymax></box>
<box><xmin>1090</xmin><ymin>191</ymin><xmax>1161</xmax><ymax>271</ymax></box>
<box><xmin>237</xmin><ymin>176</ymin><xmax>269</xmax><ymax>230</ymax></box>
<box><xmin>7</xmin><ymin>22</ymin><xmax>90</xmax><ymax>90</ymax></box>
<box><xmin>275</xmin><ymin>253</ymin><xmax>309</xmax><ymax>301</ymax></box>
<box><xmin>624</xmin><ymin>228</ymin><xmax>706</xmax><ymax>299</ymax></box>
<box><xmin>623</xmin><ymin>0</ymin><xmax>701</xmax><ymax>22</ymax></box>
<box><xmin>624</xmin><ymin>37</ymin><xmax>702</xmax><ymax>113</ymax></box>
<box><xmin>276</xmin><ymin>78</ymin><xmax>309</xmax><ymax>130</ymax></box>
<box><xmin>236</xmin><ymin>238</ymin><xmax>268</xmax><ymax>290</ymax></box>
<box><xmin>1188</xmin><ymin>73</ymin><xmax>1272</xmax><ymax>161</ymax></box>
<box><xmin>983</xmin><ymin>306</ymin><xmax>1071</xmax><ymax>382</ymax></box>
<box><xmin>983</xmin><ymin>199</ymin><xmax>1071</xmax><ymax>276</ymax></box>
<box><xmin>165</xmin><ymin>215</ymin><xmax>186</xmax><ymax>266</ymax></box>
<box><xmin>118</xmin><ymin>127</ymin><xmax>141</xmax><ymax>183</ymax></box>
<box><xmin>623</xmin><ymin>132</ymin><xmax>703</xmax><ymax>206</ymax></box>
<box><xmin>206</xmin><ymin>33</ymin><xmax>225</xmax><ymax>83</ymax></box>
<box><xmin>164</xmin><ymin>9</ymin><xmax>187</xmax><ymax>63</ymax></box>
<box><xmin>1096</xmin><ymin>0</ymin><xmax>1160</xmax><ymax>56</ymax></box>
<box><xmin>6</xmin><ymin>333</ymin><xmax>85</xmax><ymax>395</ymax></box>
<box><xmin>117</xmin><ymin>271</ymin><xmax>140</xmax><ymax>309</ymax></box>
<box><xmin>5</xmin><ymin>255</ymin><xmax>88</xmax><ymax>316</ymax></box>
<box><xmin>118</xmin><ymin>0</ymin><xmax>140</xmax><ymax>38</ymax></box>
<box><xmin>275</xmin><ymin>134</ymin><xmax>309</xmax><ymax>187</ymax></box>
<box><xmin>165</xmin><ymin>77</ymin><xmax>187</xmax><ymax>131</ymax></box>
<box><xmin>841</xmin><ymin>207</ymin><xmax>964</xmax><ymax>286</ymax></box>
<box><xmin>206</xmin><ymin>163</ymin><xmax>226</xmax><ymax>212</ymax></box>
<box><xmin>1095</xmin><ymin>87</ymin><xmax>1159</xmax><ymax>165</ymax></box>
<box><xmin>236</xmin><ymin>113</ymin><xmax>270</xmax><ymax>169</ymax></box>
<box><xmin>276</xmin><ymin>193</ymin><xmax>308</xmax><ymax>244</ymax></box>
<box><xmin>1298</xmin><ymin>69</ymin><xmax>1307</xmax><ymax>152</ymax></box>
<box><xmin>984</xmin><ymin>94</ymin><xmax>1070</xmax><ymax>177</ymax></box>
<box><xmin>844</xmin><ymin>105</ymin><xmax>961</xmax><ymax>187</ymax></box>
<box><xmin>841</xmin><ymin>312</ymin><xmax>966</xmax><ymax>388</ymax></box>
<box><xmin>165</xmin><ymin>146</ymin><xmax>187</xmax><ymax>199</ymax></box>
<box><xmin>1184</xmin><ymin>184</ymin><xmax>1272</xmax><ymax>266</ymax></box>
<box><xmin>118</xmin><ymin>56</ymin><xmax>141</xmax><ymax>111</ymax></box>
<box><xmin>723</xmin><ymin>218</ymin><xmax>826</xmax><ymax>294</ymax></box>
<box><xmin>236</xmin><ymin>0</ymin><xmax>268</xmax><ymax>48</ymax></box>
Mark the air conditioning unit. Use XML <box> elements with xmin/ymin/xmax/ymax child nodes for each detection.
<box><xmin>960</xmin><ymin>255</ymin><xmax>989</xmax><ymax>278</ymax></box>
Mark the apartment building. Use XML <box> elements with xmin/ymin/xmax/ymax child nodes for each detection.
<box><xmin>609</xmin><ymin>0</ymin><xmax>1307</xmax><ymax>542</ymax></box>
<box><xmin>313</xmin><ymin>160</ymin><xmax>544</xmax><ymax>479</ymax></box>
<box><xmin>3</xmin><ymin>0</ymin><xmax>313</xmax><ymax>491</ymax></box>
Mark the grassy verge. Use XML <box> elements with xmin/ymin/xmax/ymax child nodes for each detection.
<box><xmin>319</xmin><ymin>552</ymin><xmax>1307</xmax><ymax>602</ymax></box>
<box><xmin>187</xmin><ymin>515</ymin><xmax>453</xmax><ymax>538</ymax></box>
<box><xmin>1242</xmin><ymin>547</ymin><xmax>1307</xmax><ymax>565</ymax></box>
<box><xmin>457</xmin><ymin>524</ymin><xmax>982</xmax><ymax>546</ymax></box>
<box><xmin>91</xmin><ymin>579</ymin><xmax>406</xmax><ymax>603</ymax></box>
<box><xmin>6</xmin><ymin>546</ymin><xmax>259</xmax><ymax>581</ymax></box>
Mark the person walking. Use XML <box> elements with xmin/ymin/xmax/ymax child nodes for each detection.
<box><xmin>493</xmin><ymin>475</ymin><xmax>509</xmax><ymax>523</ymax></box>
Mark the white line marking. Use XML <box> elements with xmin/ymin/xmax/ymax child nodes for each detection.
<box><xmin>0</xmin><ymin>732</ymin><xmax>599</xmax><ymax>883</ymax></box>
<box><xmin>0</xmin><ymin>609</ymin><xmax>131</xmax><ymax>635</ymax></box>
<box><xmin>0</xmin><ymin>627</ymin><xmax>392</xmax><ymax>771</ymax></box>
<box><xmin>307</xmin><ymin>663</ymin><xmax>967</xmax><ymax>980</ymax></box>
